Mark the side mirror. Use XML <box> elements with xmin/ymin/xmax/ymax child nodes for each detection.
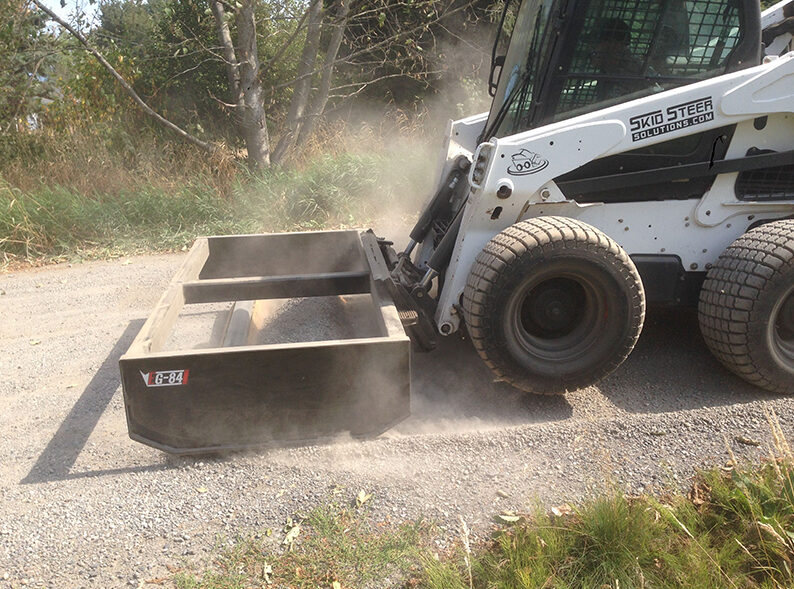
<box><xmin>489</xmin><ymin>55</ymin><xmax>506</xmax><ymax>97</ymax></box>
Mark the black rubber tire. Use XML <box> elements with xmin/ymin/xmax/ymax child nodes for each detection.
<box><xmin>698</xmin><ymin>219</ymin><xmax>794</xmax><ymax>394</ymax></box>
<box><xmin>461</xmin><ymin>216</ymin><xmax>646</xmax><ymax>394</ymax></box>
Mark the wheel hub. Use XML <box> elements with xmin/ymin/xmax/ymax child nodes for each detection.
<box><xmin>510</xmin><ymin>273</ymin><xmax>606</xmax><ymax>364</ymax></box>
<box><xmin>522</xmin><ymin>278</ymin><xmax>586</xmax><ymax>339</ymax></box>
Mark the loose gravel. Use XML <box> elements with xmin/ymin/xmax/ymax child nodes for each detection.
<box><xmin>0</xmin><ymin>253</ymin><xmax>790</xmax><ymax>588</ymax></box>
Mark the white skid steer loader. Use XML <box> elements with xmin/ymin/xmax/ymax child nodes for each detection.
<box><xmin>121</xmin><ymin>0</ymin><xmax>794</xmax><ymax>453</ymax></box>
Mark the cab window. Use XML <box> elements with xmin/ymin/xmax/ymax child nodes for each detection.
<box><xmin>552</xmin><ymin>0</ymin><xmax>741</xmax><ymax>120</ymax></box>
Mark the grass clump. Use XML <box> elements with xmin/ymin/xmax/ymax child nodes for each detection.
<box><xmin>235</xmin><ymin>152</ymin><xmax>409</xmax><ymax>232</ymax></box>
<box><xmin>424</xmin><ymin>496</ymin><xmax>679</xmax><ymax>589</ymax></box>
<box><xmin>426</xmin><ymin>414</ymin><xmax>794</xmax><ymax>589</ymax></box>
<box><xmin>425</xmin><ymin>480</ymin><xmax>793</xmax><ymax>589</ymax></box>
<box><xmin>173</xmin><ymin>502</ymin><xmax>431</xmax><ymax>589</ymax></box>
<box><xmin>0</xmin><ymin>178</ymin><xmax>237</xmax><ymax>262</ymax></box>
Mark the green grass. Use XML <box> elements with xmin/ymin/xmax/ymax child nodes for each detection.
<box><xmin>172</xmin><ymin>428</ymin><xmax>794</xmax><ymax>589</ymax></box>
<box><xmin>0</xmin><ymin>179</ymin><xmax>236</xmax><ymax>261</ymax></box>
<box><xmin>0</xmin><ymin>146</ymin><xmax>434</xmax><ymax>267</ymax></box>
<box><xmin>173</xmin><ymin>502</ymin><xmax>432</xmax><ymax>589</ymax></box>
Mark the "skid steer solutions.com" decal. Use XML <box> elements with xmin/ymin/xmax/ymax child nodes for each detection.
<box><xmin>630</xmin><ymin>96</ymin><xmax>714</xmax><ymax>142</ymax></box>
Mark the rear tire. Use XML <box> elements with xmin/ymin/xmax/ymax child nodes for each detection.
<box><xmin>461</xmin><ymin>217</ymin><xmax>645</xmax><ymax>394</ymax></box>
<box><xmin>698</xmin><ymin>219</ymin><xmax>794</xmax><ymax>394</ymax></box>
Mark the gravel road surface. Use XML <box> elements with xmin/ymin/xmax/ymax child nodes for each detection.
<box><xmin>1</xmin><ymin>252</ymin><xmax>791</xmax><ymax>588</ymax></box>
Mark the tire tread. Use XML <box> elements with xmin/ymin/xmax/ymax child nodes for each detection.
<box><xmin>698</xmin><ymin>219</ymin><xmax>794</xmax><ymax>394</ymax></box>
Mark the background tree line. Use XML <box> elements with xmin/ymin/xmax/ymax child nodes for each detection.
<box><xmin>2</xmin><ymin>0</ymin><xmax>502</xmax><ymax>171</ymax></box>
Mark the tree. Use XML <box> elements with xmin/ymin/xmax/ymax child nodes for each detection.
<box><xmin>31</xmin><ymin>0</ymin><xmax>215</xmax><ymax>153</ymax></box>
<box><xmin>209</xmin><ymin>0</ymin><xmax>271</xmax><ymax>167</ymax></box>
<box><xmin>298</xmin><ymin>0</ymin><xmax>351</xmax><ymax>146</ymax></box>
<box><xmin>151</xmin><ymin>0</ymin><xmax>493</xmax><ymax>165</ymax></box>
<box><xmin>0</xmin><ymin>0</ymin><xmax>57</xmax><ymax>135</ymax></box>
<box><xmin>28</xmin><ymin>0</ymin><xmax>498</xmax><ymax>168</ymax></box>
<box><xmin>230</xmin><ymin>0</ymin><xmax>271</xmax><ymax>167</ymax></box>
<box><xmin>270</xmin><ymin>0</ymin><xmax>324</xmax><ymax>163</ymax></box>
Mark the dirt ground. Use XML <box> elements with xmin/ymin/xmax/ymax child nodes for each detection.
<box><xmin>0</xmin><ymin>252</ymin><xmax>790</xmax><ymax>588</ymax></box>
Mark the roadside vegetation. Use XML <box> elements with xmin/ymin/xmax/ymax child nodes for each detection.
<box><xmin>0</xmin><ymin>0</ymin><xmax>492</xmax><ymax>269</ymax></box>
<box><xmin>174</xmin><ymin>414</ymin><xmax>794</xmax><ymax>589</ymax></box>
<box><xmin>0</xmin><ymin>123</ymin><xmax>437</xmax><ymax>267</ymax></box>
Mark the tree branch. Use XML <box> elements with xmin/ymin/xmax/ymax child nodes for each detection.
<box><xmin>262</xmin><ymin>9</ymin><xmax>309</xmax><ymax>73</ymax></box>
<box><xmin>210</xmin><ymin>0</ymin><xmax>241</xmax><ymax>104</ymax></box>
<box><xmin>30</xmin><ymin>0</ymin><xmax>216</xmax><ymax>154</ymax></box>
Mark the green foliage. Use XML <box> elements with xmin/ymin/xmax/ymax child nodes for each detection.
<box><xmin>249</xmin><ymin>1</ymin><xmax>308</xmax><ymax>119</ymax></box>
<box><xmin>39</xmin><ymin>0</ymin><xmax>229</xmax><ymax>140</ymax></box>
<box><xmin>694</xmin><ymin>462</ymin><xmax>794</xmax><ymax>584</ymax></box>
<box><xmin>446</xmin><ymin>497</ymin><xmax>671</xmax><ymax>589</ymax></box>
<box><xmin>96</xmin><ymin>0</ymin><xmax>164</xmax><ymax>60</ymax></box>
<box><xmin>340</xmin><ymin>0</ymin><xmax>497</xmax><ymax>105</ymax></box>
<box><xmin>0</xmin><ymin>128</ymin><xmax>48</xmax><ymax>166</ymax></box>
<box><xmin>32</xmin><ymin>0</ymin><xmax>309</xmax><ymax>147</ymax></box>
<box><xmin>151</xmin><ymin>0</ymin><xmax>231</xmax><ymax>134</ymax></box>
<box><xmin>0</xmin><ymin>1</ymin><xmax>59</xmax><ymax>132</ymax></box>
<box><xmin>236</xmin><ymin>152</ymin><xmax>395</xmax><ymax>231</ymax></box>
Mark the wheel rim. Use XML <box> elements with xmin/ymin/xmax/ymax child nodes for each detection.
<box><xmin>772</xmin><ymin>285</ymin><xmax>794</xmax><ymax>367</ymax></box>
<box><xmin>506</xmin><ymin>271</ymin><xmax>606</xmax><ymax>363</ymax></box>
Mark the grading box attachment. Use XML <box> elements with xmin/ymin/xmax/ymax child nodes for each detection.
<box><xmin>119</xmin><ymin>230</ymin><xmax>411</xmax><ymax>454</ymax></box>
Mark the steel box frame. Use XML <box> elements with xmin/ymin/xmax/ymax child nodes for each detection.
<box><xmin>119</xmin><ymin>230</ymin><xmax>411</xmax><ymax>454</ymax></box>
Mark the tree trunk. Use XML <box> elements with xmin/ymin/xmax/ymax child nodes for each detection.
<box><xmin>297</xmin><ymin>0</ymin><xmax>351</xmax><ymax>148</ymax></box>
<box><xmin>235</xmin><ymin>0</ymin><xmax>271</xmax><ymax>169</ymax></box>
<box><xmin>271</xmin><ymin>0</ymin><xmax>324</xmax><ymax>165</ymax></box>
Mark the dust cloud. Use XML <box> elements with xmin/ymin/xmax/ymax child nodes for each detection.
<box><xmin>154</xmin><ymin>42</ymin><xmax>528</xmax><ymax>450</ymax></box>
<box><xmin>324</xmin><ymin>28</ymin><xmax>495</xmax><ymax>249</ymax></box>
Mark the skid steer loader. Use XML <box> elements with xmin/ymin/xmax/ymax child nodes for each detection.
<box><xmin>120</xmin><ymin>0</ymin><xmax>794</xmax><ymax>453</ymax></box>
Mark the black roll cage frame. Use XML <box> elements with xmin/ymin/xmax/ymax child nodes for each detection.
<box><xmin>484</xmin><ymin>0</ymin><xmax>762</xmax><ymax>140</ymax></box>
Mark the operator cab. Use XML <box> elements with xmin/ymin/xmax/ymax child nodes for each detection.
<box><xmin>484</xmin><ymin>0</ymin><xmax>762</xmax><ymax>141</ymax></box>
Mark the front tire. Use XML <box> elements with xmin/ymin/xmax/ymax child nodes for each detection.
<box><xmin>698</xmin><ymin>219</ymin><xmax>794</xmax><ymax>394</ymax></box>
<box><xmin>461</xmin><ymin>217</ymin><xmax>645</xmax><ymax>394</ymax></box>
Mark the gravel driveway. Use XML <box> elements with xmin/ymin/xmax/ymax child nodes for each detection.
<box><xmin>1</xmin><ymin>252</ymin><xmax>790</xmax><ymax>588</ymax></box>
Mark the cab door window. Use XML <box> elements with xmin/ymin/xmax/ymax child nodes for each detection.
<box><xmin>551</xmin><ymin>0</ymin><xmax>741</xmax><ymax>121</ymax></box>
